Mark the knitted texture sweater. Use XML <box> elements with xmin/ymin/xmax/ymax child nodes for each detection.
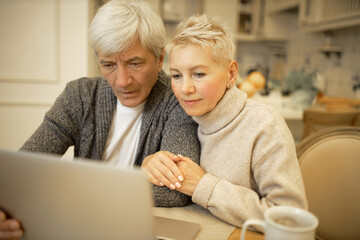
<box><xmin>191</xmin><ymin>86</ymin><xmax>308</xmax><ymax>227</ymax></box>
<box><xmin>20</xmin><ymin>71</ymin><xmax>200</xmax><ymax>207</ymax></box>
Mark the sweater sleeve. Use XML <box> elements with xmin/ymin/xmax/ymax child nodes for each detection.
<box><xmin>192</xmin><ymin>106</ymin><xmax>307</xmax><ymax>228</ymax></box>
<box><xmin>193</xmin><ymin>142</ymin><xmax>307</xmax><ymax>228</ymax></box>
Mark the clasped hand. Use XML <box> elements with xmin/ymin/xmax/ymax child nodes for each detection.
<box><xmin>141</xmin><ymin>151</ymin><xmax>205</xmax><ymax>196</ymax></box>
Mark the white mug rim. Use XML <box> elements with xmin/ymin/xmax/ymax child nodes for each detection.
<box><xmin>265</xmin><ymin>206</ymin><xmax>319</xmax><ymax>233</ymax></box>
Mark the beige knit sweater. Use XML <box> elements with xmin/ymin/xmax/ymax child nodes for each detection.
<box><xmin>191</xmin><ymin>86</ymin><xmax>308</xmax><ymax>227</ymax></box>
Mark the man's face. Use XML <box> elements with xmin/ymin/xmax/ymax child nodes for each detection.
<box><xmin>98</xmin><ymin>40</ymin><xmax>164</xmax><ymax>107</ymax></box>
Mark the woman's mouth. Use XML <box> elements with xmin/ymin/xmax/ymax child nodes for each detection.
<box><xmin>182</xmin><ymin>99</ymin><xmax>200</xmax><ymax>106</ymax></box>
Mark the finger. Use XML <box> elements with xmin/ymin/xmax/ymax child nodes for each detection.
<box><xmin>142</xmin><ymin>160</ymin><xmax>170</xmax><ymax>186</ymax></box>
<box><xmin>0</xmin><ymin>219</ymin><xmax>20</xmax><ymax>231</ymax></box>
<box><xmin>142</xmin><ymin>152</ymin><xmax>182</xmax><ymax>188</ymax></box>
<box><xmin>146</xmin><ymin>154</ymin><xmax>181</xmax><ymax>185</ymax></box>
<box><xmin>0</xmin><ymin>229</ymin><xmax>23</xmax><ymax>239</ymax></box>
<box><xmin>155</xmin><ymin>162</ymin><xmax>183</xmax><ymax>189</ymax></box>
<box><xmin>145</xmin><ymin>171</ymin><xmax>165</xmax><ymax>187</ymax></box>
<box><xmin>160</xmin><ymin>156</ymin><xmax>184</xmax><ymax>182</ymax></box>
<box><xmin>0</xmin><ymin>211</ymin><xmax>6</xmax><ymax>221</ymax></box>
<box><xmin>150</xmin><ymin>167</ymin><xmax>179</xmax><ymax>190</ymax></box>
<box><xmin>169</xmin><ymin>154</ymin><xmax>181</xmax><ymax>162</ymax></box>
<box><xmin>177</xmin><ymin>154</ymin><xmax>193</xmax><ymax>163</ymax></box>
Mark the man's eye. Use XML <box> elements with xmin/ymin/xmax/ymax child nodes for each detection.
<box><xmin>102</xmin><ymin>64</ymin><xmax>114</xmax><ymax>69</ymax></box>
<box><xmin>129</xmin><ymin>62</ymin><xmax>145</xmax><ymax>71</ymax></box>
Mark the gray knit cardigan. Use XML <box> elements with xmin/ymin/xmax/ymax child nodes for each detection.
<box><xmin>20</xmin><ymin>71</ymin><xmax>200</xmax><ymax>207</ymax></box>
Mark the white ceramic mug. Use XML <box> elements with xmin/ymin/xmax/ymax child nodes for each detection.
<box><xmin>240</xmin><ymin>206</ymin><xmax>319</xmax><ymax>240</ymax></box>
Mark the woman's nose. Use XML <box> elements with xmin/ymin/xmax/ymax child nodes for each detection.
<box><xmin>181</xmin><ymin>77</ymin><xmax>195</xmax><ymax>94</ymax></box>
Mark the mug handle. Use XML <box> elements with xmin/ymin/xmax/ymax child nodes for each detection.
<box><xmin>240</xmin><ymin>219</ymin><xmax>265</xmax><ymax>240</ymax></box>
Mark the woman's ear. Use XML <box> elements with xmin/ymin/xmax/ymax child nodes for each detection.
<box><xmin>227</xmin><ymin>60</ymin><xmax>238</xmax><ymax>88</ymax></box>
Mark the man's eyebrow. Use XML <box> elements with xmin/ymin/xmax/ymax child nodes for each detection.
<box><xmin>127</xmin><ymin>56</ymin><xmax>144</xmax><ymax>62</ymax></box>
<box><xmin>99</xmin><ymin>60</ymin><xmax>113</xmax><ymax>64</ymax></box>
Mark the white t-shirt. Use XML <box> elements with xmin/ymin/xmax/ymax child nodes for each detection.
<box><xmin>102</xmin><ymin>99</ymin><xmax>145</xmax><ymax>168</ymax></box>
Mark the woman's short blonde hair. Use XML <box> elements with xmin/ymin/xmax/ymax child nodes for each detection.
<box><xmin>166</xmin><ymin>14</ymin><xmax>235</xmax><ymax>66</ymax></box>
<box><xmin>89</xmin><ymin>0</ymin><xmax>166</xmax><ymax>59</ymax></box>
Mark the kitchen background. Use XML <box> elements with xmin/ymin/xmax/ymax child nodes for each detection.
<box><xmin>1</xmin><ymin>0</ymin><xmax>359</xmax><ymax>155</ymax></box>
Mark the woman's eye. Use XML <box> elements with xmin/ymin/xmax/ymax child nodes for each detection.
<box><xmin>171</xmin><ymin>74</ymin><xmax>181</xmax><ymax>80</ymax></box>
<box><xmin>194</xmin><ymin>73</ymin><xmax>205</xmax><ymax>78</ymax></box>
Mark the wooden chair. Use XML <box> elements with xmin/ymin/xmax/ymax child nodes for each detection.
<box><xmin>296</xmin><ymin>126</ymin><xmax>360</xmax><ymax>240</ymax></box>
<box><xmin>301</xmin><ymin>108</ymin><xmax>360</xmax><ymax>140</ymax></box>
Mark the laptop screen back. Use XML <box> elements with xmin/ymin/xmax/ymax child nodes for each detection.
<box><xmin>0</xmin><ymin>149</ymin><xmax>156</xmax><ymax>240</ymax></box>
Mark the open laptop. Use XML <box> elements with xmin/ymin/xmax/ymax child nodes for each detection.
<box><xmin>0</xmin><ymin>149</ymin><xmax>200</xmax><ymax>240</ymax></box>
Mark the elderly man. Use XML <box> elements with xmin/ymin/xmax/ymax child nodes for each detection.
<box><xmin>0</xmin><ymin>0</ymin><xmax>200</xmax><ymax>239</ymax></box>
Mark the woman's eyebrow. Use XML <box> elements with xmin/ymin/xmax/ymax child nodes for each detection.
<box><xmin>189</xmin><ymin>65</ymin><xmax>207</xmax><ymax>71</ymax></box>
<box><xmin>170</xmin><ymin>64</ymin><xmax>208</xmax><ymax>72</ymax></box>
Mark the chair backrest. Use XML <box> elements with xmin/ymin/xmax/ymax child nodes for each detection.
<box><xmin>296</xmin><ymin>126</ymin><xmax>360</xmax><ymax>240</ymax></box>
<box><xmin>301</xmin><ymin>108</ymin><xmax>360</xmax><ymax>140</ymax></box>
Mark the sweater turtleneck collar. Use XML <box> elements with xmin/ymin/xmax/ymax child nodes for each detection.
<box><xmin>192</xmin><ymin>86</ymin><xmax>248</xmax><ymax>135</ymax></box>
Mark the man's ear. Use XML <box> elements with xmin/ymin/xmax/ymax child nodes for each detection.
<box><xmin>158</xmin><ymin>50</ymin><xmax>165</xmax><ymax>72</ymax></box>
<box><xmin>227</xmin><ymin>60</ymin><xmax>238</xmax><ymax>87</ymax></box>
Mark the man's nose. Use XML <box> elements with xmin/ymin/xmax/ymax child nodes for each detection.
<box><xmin>115</xmin><ymin>66</ymin><xmax>132</xmax><ymax>88</ymax></box>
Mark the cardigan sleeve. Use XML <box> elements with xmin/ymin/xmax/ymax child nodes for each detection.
<box><xmin>151</xmin><ymin>100</ymin><xmax>201</xmax><ymax>207</ymax></box>
<box><xmin>19</xmin><ymin>80</ymin><xmax>85</xmax><ymax>155</ymax></box>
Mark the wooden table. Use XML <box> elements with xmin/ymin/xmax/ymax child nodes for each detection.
<box><xmin>154</xmin><ymin>204</ymin><xmax>264</xmax><ymax>240</ymax></box>
<box><xmin>227</xmin><ymin>227</ymin><xmax>264</xmax><ymax>240</ymax></box>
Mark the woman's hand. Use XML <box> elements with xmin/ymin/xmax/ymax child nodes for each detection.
<box><xmin>141</xmin><ymin>151</ymin><xmax>184</xmax><ymax>190</ymax></box>
<box><xmin>174</xmin><ymin>155</ymin><xmax>205</xmax><ymax>196</ymax></box>
<box><xmin>0</xmin><ymin>210</ymin><xmax>23</xmax><ymax>240</ymax></box>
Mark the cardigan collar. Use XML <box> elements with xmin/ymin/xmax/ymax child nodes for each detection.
<box><xmin>192</xmin><ymin>86</ymin><xmax>247</xmax><ymax>135</ymax></box>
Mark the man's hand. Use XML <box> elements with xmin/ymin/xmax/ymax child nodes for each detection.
<box><xmin>174</xmin><ymin>155</ymin><xmax>205</xmax><ymax>196</ymax></box>
<box><xmin>0</xmin><ymin>210</ymin><xmax>23</xmax><ymax>240</ymax></box>
<box><xmin>141</xmin><ymin>151</ymin><xmax>184</xmax><ymax>190</ymax></box>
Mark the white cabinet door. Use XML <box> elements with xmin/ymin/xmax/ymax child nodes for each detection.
<box><xmin>299</xmin><ymin>0</ymin><xmax>360</xmax><ymax>32</ymax></box>
<box><xmin>0</xmin><ymin>0</ymin><xmax>90</xmax><ymax>151</ymax></box>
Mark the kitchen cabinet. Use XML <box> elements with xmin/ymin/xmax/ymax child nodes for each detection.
<box><xmin>153</xmin><ymin>0</ymin><xmax>203</xmax><ymax>39</ymax></box>
<box><xmin>266</xmin><ymin>0</ymin><xmax>299</xmax><ymax>14</ymax></box>
<box><xmin>299</xmin><ymin>0</ymin><xmax>360</xmax><ymax>32</ymax></box>
<box><xmin>204</xmin><ymin>0</ymin><xmax>265</xmax><ymax>41</ymax></box>
<box><xmin>204</xmin><ymin>0</ymin><xmax>295</xmax><ymax>42</ymax></box>
<box><xmin>236</xmin><ymin>0</ymin><xmax>265</xmax><ymax>40</ymax></box>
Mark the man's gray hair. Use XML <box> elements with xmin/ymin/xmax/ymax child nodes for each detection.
<box><xmin>89</xmin><ymin>0</ymin><xmax>166</xmax><ymax>59</ymax></box>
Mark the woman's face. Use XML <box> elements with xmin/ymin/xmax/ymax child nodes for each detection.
<box><xmin>169</xmin><ymin>44</ymin><xmax>236</xmax><ymax>116</ymax></box>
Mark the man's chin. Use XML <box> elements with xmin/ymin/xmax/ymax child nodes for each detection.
<box><xmin>118</xmin><ymin>97</ymin><xmax>146</xmax><ymax>108</ymax></box>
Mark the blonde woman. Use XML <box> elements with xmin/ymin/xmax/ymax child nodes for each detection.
<box><xmin>142</xmin><ymin>15</ymin><xmax>307</xmax><ymax>228</ymax></box>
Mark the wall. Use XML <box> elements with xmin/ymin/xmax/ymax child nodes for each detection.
<box><xmin>0</xmin><ymin>0</ymin><xmax>90</xmax><ymax>153</ymax></box>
